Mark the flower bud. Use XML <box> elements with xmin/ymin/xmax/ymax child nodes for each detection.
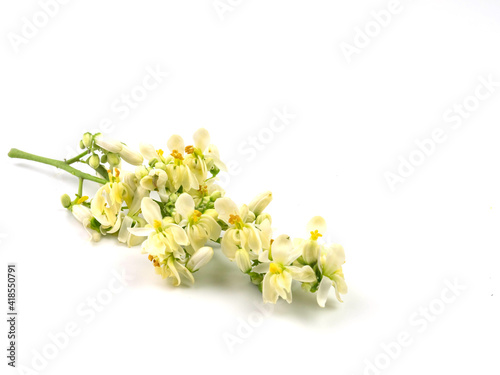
<box><xmin>203</xmin><ymin>209</ymin><xmax>218</xmax><ymax>219</ymax></box>
<box><xmin>107</xmin><ymin>153</ymin><xmax>121</xmax><ymax>166</ymax></box>
<box><xmin>169</xmin><ymin>193</ymin><xmax>178</xmax><ymax>203</ymax></box>
<box><xmin>82</xmin><ymin>132</ymin><xmax>93</xmax><ymax>148</ymax></box>
<box><xmin>135</xmin><ymin>165</ymin><xmax>149</xmax><ymax>180</ymax></box>
<box><xmin>88</xmin><ymin>154</ymin><xmax>100</xmax><ymax>169</ymax></box>
<box><xmin>119</xmin><ymin>145</ymin><xmax>144</xmax><ymax>166</ymax></box>
<box><xmin>255</xmin><ymin>213</ymin><xmax>272</xmax><ymax>225</ymax></box>
<box><xmin>187</xmin><ymin>246</ymin><xmax>214</xmax><ymax>272</ymax></box>
<box><xmin>79</xmin><ymin>140</ymin><xmax>85</xmax><ymax>149</ymax></box>
<box><xmin>302</xmin><ymin>240</ymin><xmax>320</xmax><ymax>265</ymax></box>
<box><xmin>235</xmin><ymin>249</ymin><xmax>252</xmax><ymax>273</ymax></box>
<box><xmin>100</xmin><ymin>154</ymin><xmax>107</xmax><ymax>163</ymax></box>
<box><xmin>61</xmin><ymin>194</ymin><xmax>72</xmax><ymax>208</ymax></box>
<box><xmin>248</xmin><ymin>191</ymin><xmax>272</xmax><ymax>216</ymax></box>
<box><xmin>94</xmin><ymin>134</ymin><xmax>123</xmax><ymax>153</ymax></box>
<box><xmin>210</xmin><ymin>191</ymin><xmax>222</xmax><ymax>201</ymax></box>
<box><xmin>245</xmin><ymin>211</ymin><xmax>256</xmax><ymax>223</ymax></box>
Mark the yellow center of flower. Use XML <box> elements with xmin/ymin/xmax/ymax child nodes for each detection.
<box><xmin>185</xmin><ymin>145</ymin><xmax>194</xmax><ymax>154</ymax></box>
<box><xmin>190</xmin><ymin>210</ymin><xmax>202</xmax><ymax>224</ymax></box>
<box><xmin>310</xmin><ymin>230</ymin><xmax>323</xmax><ymax>241</ymax></box>
<box><xmin>171</xmin><ymin>150</ymin><xmax>184</xmax><ymax>160</ymax></box>
<box><xmin>76</xmin><ymin>196</ymin><xmax>89</xmax><ymax>204</ymax></box>
<box><xmin>107</xmin><ymin>168</ymin><xmax>121</xmax><ymax>183</ymax></box>
<box><xmin>269</xmin><ymin>263</ymin><xmax>282</xmax><ymax>274</ymax></box>
<box><xmin>157</xmin><ymin>149</ymin><xmax>164</xmax><ymax>157</ymax></box>
<box><xmin>198</xmin><ymin>185</ymin><xmax>208</xmax><ymax>195</ymax></box>
<box><xmin>229</xmin><ymin>214</ymin><xmax>244</xmax><ymax>229</ymax></box>
<box><xmin>153</xmin><ymin>220</ymin><xmax>162</xmax><ymax>230</ymax></box>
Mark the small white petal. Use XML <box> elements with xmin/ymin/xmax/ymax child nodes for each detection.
<box><xmin>271</xmin><ymin>234</ymin><xmax>293</xmax><ymax>265</ymax></box>
<box><xmin>141</xmin><ymin>197</ymin><xmax>162</xmax><ymax>226</ymax></box>
<box><xmin>175</xmin><ymin>193</ymin><xmax>195</xmax><ymax>219</ymax></box>
<box><xmin>193</xmin><ymin>128</ymin><xmax>210</xmax><ymax>151</ymax></box>
<box><xmin>214</xmin><ymin>197</ymin><xmax>239</xmax><ymax>224</ymax></box>
<box><xmin>317</xmin><ymin>276</ymin><xmax>333</xmax><ymax>308</ymax></box>
<box><xmin>306</xmin><ymin>216</ymin><xmax>327</xmax><ymax>236</ymax></box>
<box><xmin>167</xmin><ymin>134</ymin><xmax>185</xmax><ymax>153</ymax></box>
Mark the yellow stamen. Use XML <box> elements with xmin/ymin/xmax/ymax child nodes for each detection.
<box><xmin>198</xmin><ymin>185</ymin><xmax>208</xmax><ymax>194</ymax></box>
<box><xmin>310</xmin><ymin>230</ymin><xmax>322</xmax><ymax>241</ymax></box>
<box><xmin>76</xmin><ymin>196</ymin><xmax>89</xmax><ymax>204</ymax></box>
<box><xmin>157</xmin><ymin>149</ymin><xmax>164</xmax><ymax>157</ymax></box>
<box><xmin>191</xmin><ymin>210</ymin><xmax>202</xmax><ymax>223</ymax></box>
<box><xmin>170</xmin><ymin>150</ymin><xmax>184</xmax><ymax>160</ymax></box>
<box><xmin>228</xmin><ymin>214</ymin><xmax>241</xmax><ymax>225</ymax></box>
<box><xmin>148</xmin><ymin>255</ymin><xmax>153</xmax><ymax>261</ymax></box>
<box><xmin>185</xmin><ymin>145</ymin><xmax>194</xmax><ymax>154</ymax></box>
<box><xmin>269</xmin><ymin>263</ymin><xmax>282</xmax><ymax>274</ymax></box>
<box><xmin>153</xmin><ymin>220</ymin><xmax>162</xmax><ymax>230</ymax></box>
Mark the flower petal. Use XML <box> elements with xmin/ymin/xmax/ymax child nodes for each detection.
<box><xmin>271</xmin><ymin>234</ymin><xmax>293</xmax><ymax>265</ymax></box>
<box><xmin>317</xmin><ymin>276</ymin><xmax>332</xmax><ymax>308</ymax></box>
<box><xmin>141</xmin><ymin>197</ymin><xmax>162</xmax><ymax>226</ymax></box>
<box><xmin>175</xmin><ymin>193</ymin><xmax>195</xmax><ymax>219</ymax></box>
<box><xmin>287</xmin><ymin>265</ymin><xmax>316</xmax><ymax>283</ymax></box>
<box><xmin>214</xmin><ymin>197</ymin><xmax>239</xmax><ymax>224</ymax></box>
<box><xmin>193</xmin><ymin>128</ymin><xmax>210</xmax><ymax>151</ymax></box>
<box><xmin>306</xmin><ymin>216</ymin><xmax>327</xmax><ymax>235</ymax></box>
<box><xmin>167</xmin><ymin>134</ymin><xmax>184</xmax><ymax>153</ymax></box>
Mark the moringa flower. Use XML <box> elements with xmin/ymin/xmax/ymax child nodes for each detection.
<box><xmin>175</xmin><ymin>193</ymin><xmax>221</xmax><ymax>251</ymax></box>
<box><xmin>215</xmin><ymin>197</ymin><xmax>270</xmax><ymax>273</ymax></box>
<box><xmin>253</xmin><ymin>234</ymin><xmax>316</xmax><ymax>304</ymax></box>
<box><xmin>316</xmin><ymin>243</ymin><xmax>347</xmax><ymax>307</ymax></box>
<box><xmin>294</xmin><ymin>216</ymin><xmax>327</xmax><ymax>265</ymax></box>
<box><xmin>128</xmin><ymin>197</ymin><xmax>189</xmax><ymax>259</ymax></box>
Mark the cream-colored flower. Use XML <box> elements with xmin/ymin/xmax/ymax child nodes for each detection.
<box><xmin>215</xmin><ymin>197</ymin><xmax>264</xmax><ymax>273</ymax></box>
<box><xmin>253</xmin><ymin>234</ymin><xmax>316</xmax><ymax>304</ymax></box>
<box><xmin>153</xmin><ymin>255</ymin><xmax>195</xmax><ymax>286</ymax></box>
<box><xmin>139</xmin><ymin>168</ymin><xmax>169</xmax><ymax>201</ymax></box>
<box><xmin>72</xmin><ymin>204</ymin><xmax>101</xmax><ymax>242</ymax></box>
<box><xmin>164</xmin><ymin>134</ymin><xmax>200</xmax><ymax>192</ymax></box>
<box><xmin>294</xmin><ymin>216</ymin><xmax>327</xmax><ymax>265</ymax></box>
<box><xmin>175</xmin><ymin>193</ymin><xmax>221</xmax><ymax>251</ymax></box>
<box><xmin>316</xmin><ymin>243</ymin><xmax>347</xmax><ymax>307</ymax></box>
<box><xmin>128</xmin><ymin>197</ymin><xmax>189</xmax><ymax>260</ymax></box>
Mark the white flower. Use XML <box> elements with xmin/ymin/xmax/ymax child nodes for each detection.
<box><xmin>139</xmin><ymin>168</ymin><xmax>169</xmax><ymax>201</ymax></box>
<box><xmin>94</xmin><ymin>134</ymin><xmax>123</xmax><ymax>153</ymax></box>
<box><xmin>72</xmin><ymin>204</ymin><xmax>101</xmax><ymax>241</ymax></box>
<box><xmin>154</xmin><ymin>256</ymin><xmax>194</xmax><ymax>286</ymax></box>
<box><xmin>253</xmin><ymin>234</ymin><xmax>316</xmax><ymax>304</ymax></box>
<box><xmin>165</xmin><ymin>134</ymin><xmax>200</xmax><ymax>192</ymax></box>
<box><xmin>119</xmin><ymin>145</ymin><xmax>144</xmax><ymax>166</ymax></box>
<box><xmin>117</xmin><ymin>215</ymin><xmax>144</xmax><ymax>247</ymax></box>
<box><xmin>317</xmin><ymin>243</ymin><xmax>347</xmax><ymax>307</ymax></box>
<box><xmin>175</xmin><ymin>193</ymin><xmax>221</xmax><ymax>251</ymax></box>
<box><xmin>248</xmin><ymin>191</ymin><xmax>272</xmax><ymax>216</ymax></box>
<box><xmin>128</xmin><ymin>197</ymin><xmax>189</xmax><ymax>260</ymax></box>
<box><xmin>294</xmin><ymin>216</ymin><xmax>327</xmax><ymax>265</ymax></box>
<box><xmin>215</xmin><ymin>197</ymin><xmax>264</xmax><ymax>273</ymax></box>
<box><xmin>186</xmin><ymin>246</ymin><xmax>214</xmax><ymax>272</ymax></box>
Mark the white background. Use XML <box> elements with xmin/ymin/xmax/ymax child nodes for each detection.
<box><xmin>1</xmin><ymin>1</ymin><xmax>499</xmax><ymax>374</ymax></box>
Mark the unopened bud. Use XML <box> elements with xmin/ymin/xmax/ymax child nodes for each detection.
<box><xmin>119</xmin><ymin>145</ymin><xmax>144</xmax><ymax>166</ymax></box>
<box><xmin>245</xmin><ymin>211</ymin><xmax>256</xmax><ymax>223</ymax></box>
<box><xmin>187</xmin><ymin>246</ymin><xmax>214</xmax><ymax>272</ymax></box>
<box><xmin>94</xmin><ymin>134</ymin><xmax>123</xmax><ymax>153</ymax></box>
<box><xmin>107</xmin><ymin>153</ymin><xmax>121</xmax><ymax>166</ymax></box>
<box><xmin>203</xmin><ymin>209</ymin><xmax>218</xmax><ymax>219</ymax></box>
<box><xmin>88</xmin><ymin>154</ymin><xmax>100</xmax><ymax>169</ymax></box>
<box><xmin>60</xmin><ymin>194</ymin><xmax>72</xmax><ymax>208</ymax></box>
<box><xmin>210</xmin><ymin>191</ymin><xmax>222</xmax><ymax>201</ymax></box>
<box><xmin>82</xmin><ymin>132</ymin><xmax>93</xmax><ymax>148</ymax></box>
<box><xmin>248</xmin><ymin>191</ymin><xmax>272</xmax><ymax>216</ymax></box>
<box><xmin>255</xmin><ymin>213</ymin><xmax>272</xmax><ymax>225</ymax></box>
<box><xmin>79</xmin><ymin>140</ymin><xmax>85</xmax><ymax>149</ymax></box>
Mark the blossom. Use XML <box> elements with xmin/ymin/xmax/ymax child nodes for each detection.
<box><xmin>316</xmin><ymin>243</ymin><xmax>347</xmax><ymax>307</ymax></box>
<box><xmin>71</xmin><ymin>204</ymin><xmax>101</xmax><ymax>242</ymax></box>
<box><xmin>164</xmin><ymin>135</ymin><xmax>200</xmax><ymax>192</ymax></box>
<box><xmin>294</xmin><ymin>216</ymin><xmax>327</xmax><ymax>265</ymax></box>
<box><xmin>128</xmin><ymin>197</ymin><xmax>189</xmax><ymax>260</ymax></box>
<box><xmin>215</xmin><ymin>197</ymin><xmax>266</xmax><ymax>272</ymax></box>
<box><xmin>139</xmin><ymin>168</ymin><xmax>169</xmax><ymax>201</ymax></box>
<box><xmin>253</xmin><ymin>234</ymin><xmax>316</xmax><ymax>304</ymax></box>
<box><xmin>175</xmin><ymin>193</ymin><xmax>221</xmax><ymax>251</ymax></box>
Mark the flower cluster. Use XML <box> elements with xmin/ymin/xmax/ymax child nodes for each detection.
<box><xmin>12</xmin><ymin>129</ymin><xmax>347</xmax><ymax>307</ymax></box>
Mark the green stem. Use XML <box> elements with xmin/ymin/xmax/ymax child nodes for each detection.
<box><xmin>8</xmin><ymin>148</ymin><xmax>107</xmax><ymax>185</ymax></box>
<box><xmin>65</xmin><ymin>150</ymin><xmax>89</xmax><ymax>164</ymax></box>
<box><xmin>78</xmin><ymin>178</ymin><xmax>84</xmax><ymax>196</ymax></box>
